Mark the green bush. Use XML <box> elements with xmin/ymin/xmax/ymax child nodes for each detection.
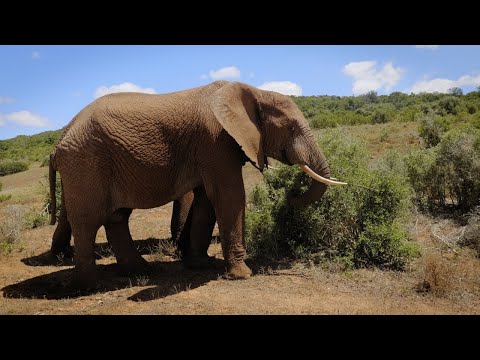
<box><xmin>436</xmin><ymin>96</ymin><xmax>460</xmax><ymax>115</ymax></box>
<box><xmin>40</xmin><ymin>156</ymin><xmax>50</xmax><ymax>167</ymax></box>
<box><xmin>406</xmin><ymin>126</ymin><xmax>480</xmax><ymax>212</ymax></box>
<box><xmin>0</xmin><ymin>194</ymin><xmax>12</xmax><ymax>202</ymax></box>
<box><xmin>405</xmin><ymin>148</ymin><xmax>444</xmax><ymax>209</ymax></box>
<box><xmin>436</xmin><ymin>127</ymin><xmax>480</xmax><ymax>211</ymax></box>
<box><xmin>0</xmin><ymin>161</ymin><xmax>28</xmax><ymax>176</ymax></box>
<box><xmin>417</xmin><ymin>113</ymin><xmax>450</xmax><ymax>148</ymax></box>
<box><xmin>466</xmin><ymin>104</ymin><xmax>477</xmax><ymax>114</ymax></box>
<box><xmin>24</xmin><ymin>208</ymin><xmax>49</xmax><ymax>229</ymax></box>
<box><xmin>245</xmin><ymin>130</ymin><xmax>419</xmax><ymax>270</ymax></box>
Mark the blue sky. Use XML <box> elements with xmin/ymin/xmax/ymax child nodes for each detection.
<box><xmin>1</xmin><ymin>45</ymin><xmax>479</xmax><ymax>140</ymax></box>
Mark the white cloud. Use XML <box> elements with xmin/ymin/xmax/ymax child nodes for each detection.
<box><xmin>3</xmin><ymin>111</ymin><xmax>48</xmax><ymax>127</ymax></box>
<box><xmin>343</xmin><ymin>61</ymin><xmax>404</xmax><ymax>95</ymax></box>
<box><xmin>415</xmin><ymin>45</ymin><xmax>440</xmax><ymax>50</ymax></box>
<box><xmin>32</xmin><ymin>51</ymin><xmax>41</xmax><ymax>59</ymax></box>
<box><xmin>409</xmin><ymin>74</ymin><xmax>480</xmax><ymax>94</ymax></box>
<box><xmin>94</xmin><ymin>82</ymin><xmax>156</xmax><ymax>99</ymax></box>
<box><xmin>0</xmin><ymin>96</ymin><xmax>15</xmax><ymax>104</ymax></box>
<box><xmin>208</xmin><ymin>66</ymin><xmax>241</xmax><ymax>80</ymax></box>
<box><xmin>257</xmin><ymin>81</ymin><xmax>303</xmax><ymax>96</ymax></box>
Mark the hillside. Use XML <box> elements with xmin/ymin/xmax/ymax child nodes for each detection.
<box><xmin>1</xmin><ymin>89</ymin><xmax>480</xmax><ymax>164</ymax></box>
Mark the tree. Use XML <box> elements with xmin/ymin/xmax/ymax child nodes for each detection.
<box><xmin>448</xmin><ymin>87</ymin><xmax>463</xmax><ymax>96</ymax></box>
<box><xmin>363</xmin><ymin>90</ymin><xmax>378</xmax><ymax>103</ymax></box>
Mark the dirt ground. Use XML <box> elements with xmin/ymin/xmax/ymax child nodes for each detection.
<box><xmin>1</xmin><ymin>163</ymin><xmax>480</xmax><ymax>315</ymax></box>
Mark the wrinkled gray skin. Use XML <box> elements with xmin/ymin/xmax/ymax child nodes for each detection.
<box><xmin>49</xmin><ymin>81</ymin><xmax>332</xmax><ymax>289</ymax></box>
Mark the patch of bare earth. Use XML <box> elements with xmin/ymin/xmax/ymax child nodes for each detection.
<box><xmin>1</xmin><ymin>163</ymin><xmax>480</xmax><ymax>314</ymax></box>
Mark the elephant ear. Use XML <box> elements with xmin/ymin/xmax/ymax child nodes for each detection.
<box><xmin>209</xmin><ymin>82</ymin><xmax>264</xmax><ymax>170</ymax></box>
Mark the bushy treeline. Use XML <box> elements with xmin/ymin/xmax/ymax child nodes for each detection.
<box><xmin>293</xmin><ymin>89</ymin><xmax>480</xmax><ymax>129</ymax></box>
<box><xmin>0</xmin><ymin>130</ymin><xmax>62</xmax><ymax>163</ymax></box>
<box><xmin>0</xmin><ymin>161</ymin><xmax>29</xmax><ymax>176</ymax></box>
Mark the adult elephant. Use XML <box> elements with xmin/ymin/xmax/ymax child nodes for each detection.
<box><xmin>49</xmin><ymin>80</ymin><xmax>345</xmax><ymax>289</ymax></box>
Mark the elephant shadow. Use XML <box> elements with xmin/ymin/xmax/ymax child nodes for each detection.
<box><xmin>129</xmin><ymin>257</ymin><xmax>293</xmax><ymax>302</ymax></box>
<box><xmin>21</xmin><ymin>237</ymin><xmax>164</xmax><ymax>267</ymax></box>
<box><xmin>2</xmin><ymin>257</ymin><xmax>226</xmax><ymax>301</ymax></box>
<box><xmin>7</xmin><ymin>237</ymin><xmax>293</xmax><ymax>302</ymax></box>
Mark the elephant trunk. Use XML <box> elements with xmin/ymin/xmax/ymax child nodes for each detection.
<box><xmin>287</xmin><ymin>149</ymin><xmax>345</xmax><ymax>207</ymax></box>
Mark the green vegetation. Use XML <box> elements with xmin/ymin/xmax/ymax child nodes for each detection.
<box><xmin>0</xmin><ymin>161</ymin><xmax>29</xmax><ymax>176</ymax></box>
<box><xmin>406</xmin><ymin>126</ymin><xmax>480</xmax><ymax>212</ymax></box>
<box><xmin>292</xmin><ymin>89</ymin><xmax>480</xmax><ymax>129</ymax></box>
<box><xmin>24</xmin><ymin>208</ymin><xmax>49</xmax><ymax>229</ymax></box>
<box><xmin>246</xmin><ymin>130</ymin><xmax>419</xmax><ymax>270</ymax></box>
<box><xmin>0</xmin><ymin>129</ymin><xmax>62</xmax><ymax>163</ymax></box>
<box><xmin>0</xmin><ymin>194</ymin><xmax>12</xmax><ymax>202</ymax></box>
<box><xmin>0</xmin><ymin>182</ymin><xmax>11</xmax><ymax>202</ymax></box>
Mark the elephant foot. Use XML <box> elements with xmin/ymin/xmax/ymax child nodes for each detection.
<box><xmin>117</xmin><ymin>256</ymin><xmax>150</xmax><ymax>276</ymax></box>
<box><xmin>184</xmin><ymin>254</ymin><xmax>215</xmax><ymax>270</ymax></box>
<box><xmin>225</xmin><ymin>260</ymin><xmax>252</xmax><ymax>280</ymax></box>
<box><xmin>72</xmin><ymin>266</ymin><xmax>98</xmax><ymax>291</ymax></box>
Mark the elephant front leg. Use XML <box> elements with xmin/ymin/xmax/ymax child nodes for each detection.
<box><xmin>104</xmin><ymin>208</ymin><xmax>150</xmax><ymax>276</ymax></box>
<box><xmin>204</xmin><ymin>174</ymin><xmax>252</xmax><ymax>280</ymax></box>
<box><xmin>184</xmin><ymin>186</ymin><xmax>216</xmax><ymax>269</ymax></box>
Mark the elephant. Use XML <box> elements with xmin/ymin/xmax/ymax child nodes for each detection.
<box><xmin>49</xmin><ymin>190</ymin><xmax>197</xmax><ymax>259</ymax></box>
<box><xmin>48</xmin><ymin>80</ymin><xmax>346</xmax><ymax>289</ymax></box>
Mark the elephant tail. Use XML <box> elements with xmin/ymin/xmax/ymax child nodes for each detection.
<box><xmin>49</xmin><ymin>153</ymin><xmax>57</xmax><ymax>225</ymax></box>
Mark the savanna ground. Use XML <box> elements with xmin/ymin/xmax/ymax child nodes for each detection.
<box><xmin>1</xmin><ymin>122</ymin><xmax>480</xmax><ymax>314</ymax></box>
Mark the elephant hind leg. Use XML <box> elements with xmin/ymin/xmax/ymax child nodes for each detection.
<box><xmin>183</xmin><ymin>186</ymin><xmax>216</xmax><ymax>269</ymax></box>
<box><xmin>71</xmin><ymin>222</ymin><xmax>101</xmax><ymax>290</ymax></box>
<box><xmin>104</xmin><ymin>208</ymin><xmax>149</xmax><ymax>276</ymax></box>
<box><xmin>171</xmin><ymin>191</ymin><xmax>194</xmax><ymax>243</ymax></box>
<box><xmin>171</xmin><ymin>191</ymin><xmax>194</xmax><ymax>256</ymax></box>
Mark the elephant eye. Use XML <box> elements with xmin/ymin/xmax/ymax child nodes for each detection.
<box><xmin>288</xmin><ymin>125</ymin><xmax>295</xmax><ymax>133</ymax></box>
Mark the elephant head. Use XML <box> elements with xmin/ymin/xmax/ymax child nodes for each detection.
<box><xmin>210</xmin><ymin>81</ymin><xmax>346</xmax><ymax>207</ymax></box>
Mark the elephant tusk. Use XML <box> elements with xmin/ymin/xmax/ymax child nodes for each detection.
<box><xmin>299</xmin><ymin>165</ymin><xmax>348</xmax><ymax>186</ymax></box>
<box><xmin>266</xmin><ymin>164</ymin><xmax>278</xmax><ymax>170</ymax></box>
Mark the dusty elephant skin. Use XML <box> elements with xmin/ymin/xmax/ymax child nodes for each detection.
<box><xmin>49</xmin><ymin>80</ymin><xmax>336</xmax><ymax>289</ymax></box>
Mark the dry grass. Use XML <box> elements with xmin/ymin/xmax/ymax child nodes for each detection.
<box><xmin>313</xmin><ymin>122</ymin><xmax>421</xmax><ymax>159</ymax></box>
<box><xmin>416</xmin><ymin>247</ymin><xmax>480</xmax><ymax>300</ymax></box>
<box><xmin>0</xmin><ymin>205</ymin><xmax>28</xmax><ymax>253</ymax></box>
<box><xmin>0</xmin><ymin>163</ymin><xmax>46</xmax><ymax>205</ymax></box>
